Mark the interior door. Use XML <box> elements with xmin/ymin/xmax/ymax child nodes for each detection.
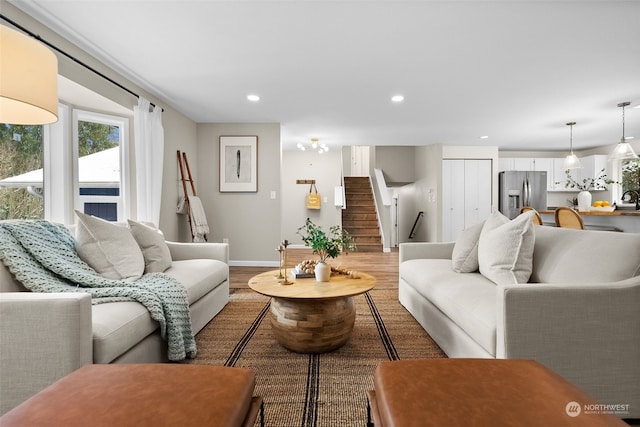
<box><xmin>442</xmin><ymin>160</ymin><xmax>465</xmax><ymax>241</ymax></box>
<box><xmin>464</xmin><ymin>159</ymin><xmax>492</xmax><ymax>227</ymax></box>
<box><xmin>350</xmin><ymin>145</ymin><xmax>370</xmax><ymax>177</ymax></box>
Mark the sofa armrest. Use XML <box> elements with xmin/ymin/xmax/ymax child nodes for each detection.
<box><xmin>399</xmin><ymin>242</ymin><xmax>455</xmax><ymax>263</ymax></box>
<box><xmin>165</xmin><ymin>241</ymin><xmax>229</xmax><ymax>264</ymax></box>
<box><xmin>495</xmin><ymin>277</ymin><xmax>640</xmax><ymax>407</ymax></box>
<box><xmin>0</xmin><ymin>292</ymin><xmax>93</xmax><ymax>415</ymax></box>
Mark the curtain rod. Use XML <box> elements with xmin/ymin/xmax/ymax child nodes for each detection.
<box><xmin>1</xmin><ymin>14</ymin><xmax>164</xmax><ymax>112</ymax></box>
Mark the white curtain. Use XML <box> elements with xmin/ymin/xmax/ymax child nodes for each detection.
<box><xmin>134</xmin><ymin>97</ymin><xmax>164</xmax><ymax>227</ymax></box>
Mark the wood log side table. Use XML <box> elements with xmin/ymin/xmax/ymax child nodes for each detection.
<box><xmin>248</xmin><ymin>269</ymin><xmax>376</xmax><ymax>353</ymax></box>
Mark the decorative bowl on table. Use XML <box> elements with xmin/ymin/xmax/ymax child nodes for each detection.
<box><xmin>589</xmin><ymin>206</ymin><xmax>616</xmax><ymax>212</ymax></box>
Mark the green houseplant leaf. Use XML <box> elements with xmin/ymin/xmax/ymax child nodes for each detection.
<box><xmin>297</xmin><ymin>218</ymin><xmax>357</xmax><ymax>263</ymax></box>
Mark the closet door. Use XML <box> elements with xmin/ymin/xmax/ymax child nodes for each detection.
<box><xmin>442</xmin><ymin>160</ymin><xmax>465</xmax><ymax>241</ymax></box>
<box><xmin>464</xmin><ymin>159</ymin><xmax>492</xmax><ymax>227</ymax></box>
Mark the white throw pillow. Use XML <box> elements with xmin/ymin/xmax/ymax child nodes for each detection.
<box><xmin>128</xmin><ymin>220</ymin><xmax>172</xmax><ymax>273</ymax></box>
<box><xmin>451</xmin><ymin>221</ymin><xmax>485</xmax><ymax>273</ymax></box>
<box><xmin>74</xmin><ymin>210</ymin><xmax>144</xmax><ymax>280</ymax></box>
<box><xmin>478</xmin><ymin>211</ymin><xmax>535</xmax><ymax>285</ymax></box>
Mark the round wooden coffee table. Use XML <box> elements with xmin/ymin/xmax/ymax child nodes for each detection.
<box><xmin>248</xmin><ymin>269</ymin><xmax>376</xmax><ymax>353</ymax></box>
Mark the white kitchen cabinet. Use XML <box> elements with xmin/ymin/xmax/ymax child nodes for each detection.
<box><xmin>553</xmin><ymin>158</ymin><xmax>570</xmax><ymax>190</ymax></box>
<box><xmin>552</xmin><ymin>155</ymin><xmax>609</xmax><ymax>191</ymax></box>
<box><xmin>442</xmin><ymin>159</ymin><xmax>492</xmax><ymax>242</ymax></box>
<box><xmin>500</xmin><ymin>157</ymin><xmax>582</xmax><ymax>191</ymax></box>
<box><xmin>581</xmin><ymin>155</ymin><xmax>609</xmax><ymax>190</ymax></box>
<box><xmin>532</xmin><ymin>158</ymin><xmax>555</xmax><ymax>191</ymax></box>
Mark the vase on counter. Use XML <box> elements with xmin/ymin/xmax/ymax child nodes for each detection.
<box><xmin>577</xmin><ymin>191</ymin><xmax>592</xmax><ymax>212</ymax></box>
<box><xmin>314</xmin><ymin>261</ymin><xmax>331</xmax><ymax>282</ymax></box>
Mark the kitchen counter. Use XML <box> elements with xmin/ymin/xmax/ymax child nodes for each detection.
<box><xmin>540</xmin><ymin>209</ymin><xmax>640</xmax><ymax>216</ymax></box>
<box><xmin>539</xmin><ymin>208</ymin><xmax>640</xmax><ymax>233</ymax></box>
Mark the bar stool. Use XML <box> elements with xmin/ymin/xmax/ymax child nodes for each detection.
<box><xmin>554</xmin><ymin>206</ymin><xmax>584</xmax><ymax>229</ymax></box>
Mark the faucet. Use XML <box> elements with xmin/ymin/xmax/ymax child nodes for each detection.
<box><xmin>621</xmin><ymin>190</ymin><xmax>640</xmax><ymax>210</ymax></box>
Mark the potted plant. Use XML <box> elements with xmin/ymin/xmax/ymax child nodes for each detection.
<box><xmin>557</xmin><ymin>168</ymin><xmax>619</xmax><ymax>211</ymax></box>
<box><xmin>296</xmin><ymin>218</ymin><xmax>356</xmax><ymax>282</ymax></box>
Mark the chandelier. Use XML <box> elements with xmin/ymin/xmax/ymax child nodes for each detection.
<box><xmin>297</xmin><ymin>138</ymin><xmax>329</xmax><ymax>154</ymax></box>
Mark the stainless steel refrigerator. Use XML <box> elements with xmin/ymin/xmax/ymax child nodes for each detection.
<box><xmin>499</xmin><ymin>171</ymin><xmax>548</xmax><ymax>219</ymax></box>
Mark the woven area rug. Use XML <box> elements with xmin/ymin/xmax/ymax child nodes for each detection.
<box><xmin>187</xmin><ymin>289</ymin><xmax>446</xmax><ymax>427</ymax></box>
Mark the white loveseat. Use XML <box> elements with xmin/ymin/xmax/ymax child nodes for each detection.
<box><xmin>399</xmin><ymin>218</ymin><xmax>640</xmax><ymax>418</ymax></box>
<box><xmin>0</xmin><ymin>219</ymin><xmax>229</xmax><ymax>415</ymax></box>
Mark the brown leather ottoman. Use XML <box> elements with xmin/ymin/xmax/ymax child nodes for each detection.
<box><xmin>368</xmin><ymin>359</ymin><xmax>627</xmax><ymax>427</ymax></box>
<box><xmin>0</xmin><ymin>364</ymin><xmax>263</xmax><ymax>427</ymax></box>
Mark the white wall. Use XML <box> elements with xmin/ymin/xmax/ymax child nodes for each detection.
<box><xmin>396</xmin><ymin>145</ymin><xmax>442</xmax><ymax>243</ymax></box>
<box><xmin>281</xmin><ymin>149</ymin><xmax>343</xmax><ymax>247</ymax></box>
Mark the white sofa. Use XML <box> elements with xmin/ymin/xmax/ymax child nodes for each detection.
<box><xmin>399</xmin><ymin>224</ymin><xmax>640</xmax><ymax>419</ymax></box>
<box><xmin>0</xmin><ymin>229</ymin><xmax>229</xmax><ymax>415</ymax></box>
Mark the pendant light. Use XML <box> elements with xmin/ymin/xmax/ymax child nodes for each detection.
<box><xmin>609</xmin><ymin>101</ymin><xmax>637</xmax><ymax>160</ymax></box>
<box><xmin>563</xmin><ymin>121</ymin><xmax>582</xmax><ymax>169</ymax></box>
<box><xmin>0</xmin><ymin>25</ymin><xmax>58</xmax><ymax>125</ymax></box>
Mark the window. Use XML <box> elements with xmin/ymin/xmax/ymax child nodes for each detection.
<box><xmin>620</xmin><ymin>158</ymin><xmax>640</xmax><ymax>204</ymax></box>
<box><xmin>1</xmin><ymin>104</ymin><xmax>130</xmax><ymax>224</ymax></box>
<box><xmin>73</xmin><ymin>110</ymin><xmax>130</xmax><ymax>221</ymax></box>
<box><xmin>0</xmin><ymin>124</ymin><xmax>44</xmax><ymax>220</ymax></box>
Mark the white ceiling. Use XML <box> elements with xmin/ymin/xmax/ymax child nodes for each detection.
<box><xmin>10</xmin><ymin>0</ymin><xmax>640</xmax><ymax>152</ymax></box>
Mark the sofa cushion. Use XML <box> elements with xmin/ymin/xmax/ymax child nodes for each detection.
<box><xmin>165</xmin><ymin>259</ymin><xmax>229</xmax><ymax>304</ymax></box>
<box><xmin>478</xmin><ymin>211</ymin><xmax>535</xmax><ymax>285</ymax></box>
<box><xmin>400</xmin><ymin>258</ymin><xmax>497</xmax><ymax>355</ymax></box>
<box><xmin>74</xmin><ymin>211</ymin><xmax>144</xmax><ymax>281</ymax></box>
<box><xmin>92</xmin><ymin>301</ymin><xmax>158</xmax><ymax>364</ymax></box>
<box><xmin>127</xmin><ymin>220</ymin><xmax>172</xmax><ymax>273</ymax></box>
<box><xmin>90</xmin><ymin>259</ymin><xmax>227</xmax><ymax>363</ymax></box>
<box><xmin>531</xmin><ymin>226</ymin><xmax>640</xmax><ymax>283</ymax></box>
<box><xmin>451</xmin><ymin>221</ymin><xmax>484</xmax><ymax>273</ymax></box>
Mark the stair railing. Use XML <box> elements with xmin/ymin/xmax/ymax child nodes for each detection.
<box><xmin>408</xmin><ymin>211</ymin><xmax>424</xmax><ymax>239</ymax></box>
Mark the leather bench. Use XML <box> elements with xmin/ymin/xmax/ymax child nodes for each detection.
<box><xmin>0</xmin><ymin>364</ymin><xmax>263</xmax><ymax>427</ymax></box>
<box><xmin>367</xmin><ymin>359</ymin><xmax>627</xmax><ymax>426</ymax></box>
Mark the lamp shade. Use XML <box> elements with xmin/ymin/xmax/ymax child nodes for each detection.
<box><xmin>609</xmin><ymin>141</ymin><xmax>638</xmax><ymax>160</ymax></box>
<box><xmin>563</xmin><ymin>122</ymin><xmax>582</xmax><ymax>169</ymax></box>
<box><xmin>563</xmin><ymin>153</ymin><xmax>582</xmax><ymax>169</ymax></box>
<box><xmin>609</xmin><ymin>101</ymin><xmax>637</xmax><ymax>160</ymax></box>
<box><xmin>0</xmin><ymin>25</ymin><xmax>58</xmax><ymax>125</ymax></box>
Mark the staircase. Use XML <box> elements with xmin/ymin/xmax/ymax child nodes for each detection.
<box><xmin>342</xmin><ymin>177</ymin><xmax>383</xmax><ymax>252</ymax></box>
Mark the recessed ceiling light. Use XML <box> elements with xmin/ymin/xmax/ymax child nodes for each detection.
<box><xmin>479</xmin><ymin>135</ymin><xmax>489</xmax><ymax>139</ymax></box>
<box><xmin>247</xmin><ymin>94</ymin><xmax>260</xmax><ymax>102</ymax></box>
<box><xmin>391</xmin><ymin>95</ymin><xmax>404</xmax><ymax>103</ymax></box>
<box><xmin>624</xmin><ymin>136</ymin><xmax>635</xmax><ymax>140</ymax></box>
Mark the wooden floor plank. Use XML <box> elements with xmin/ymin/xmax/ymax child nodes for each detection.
<box><xmin>230</xmin><ymin>248</ymin><xmax>398</xmax><ymax>290</ymax></box>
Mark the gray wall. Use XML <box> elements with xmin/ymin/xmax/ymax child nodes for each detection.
<box><xmin>375</xmin><ymin>146</ymin><xmax>416</xmax><ymax>185</ymax></box>
<box><xmin>196</xmin><ymin>123</ymin><xmax>281</xmax><ymax>265</ymax></box>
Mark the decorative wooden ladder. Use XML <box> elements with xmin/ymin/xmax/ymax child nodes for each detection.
<box><xmin>177</xmin><ymin>150</ymin><xmax>206</xmax><ymax>241</ymax></box>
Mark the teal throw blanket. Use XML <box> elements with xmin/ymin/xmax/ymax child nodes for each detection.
<box><xmin>0</xmin><ymin>220</ymin><xmax>196</xmax><ymax>361</ymax></box>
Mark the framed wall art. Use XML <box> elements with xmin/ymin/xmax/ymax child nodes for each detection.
<box><xmin>219</xmin><ymin>136</ymin><xmax>258</xmax><ymax>192</ymax></box>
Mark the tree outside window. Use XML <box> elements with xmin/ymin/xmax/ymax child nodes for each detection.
<box><xmin>0</xmin><ymin>124</ymin><xmax>44</xmax><ymax>220</ymax></box>
<box><xmin>621</xmin><ymin>159</ymin><xmax>640</xmax><ymax>204</ymax></box>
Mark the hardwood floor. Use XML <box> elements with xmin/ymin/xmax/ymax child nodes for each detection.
<box><xmin>229</xmin><ymin>248</ymin><xmax>399</xmax><ymax>290</ymax></box>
